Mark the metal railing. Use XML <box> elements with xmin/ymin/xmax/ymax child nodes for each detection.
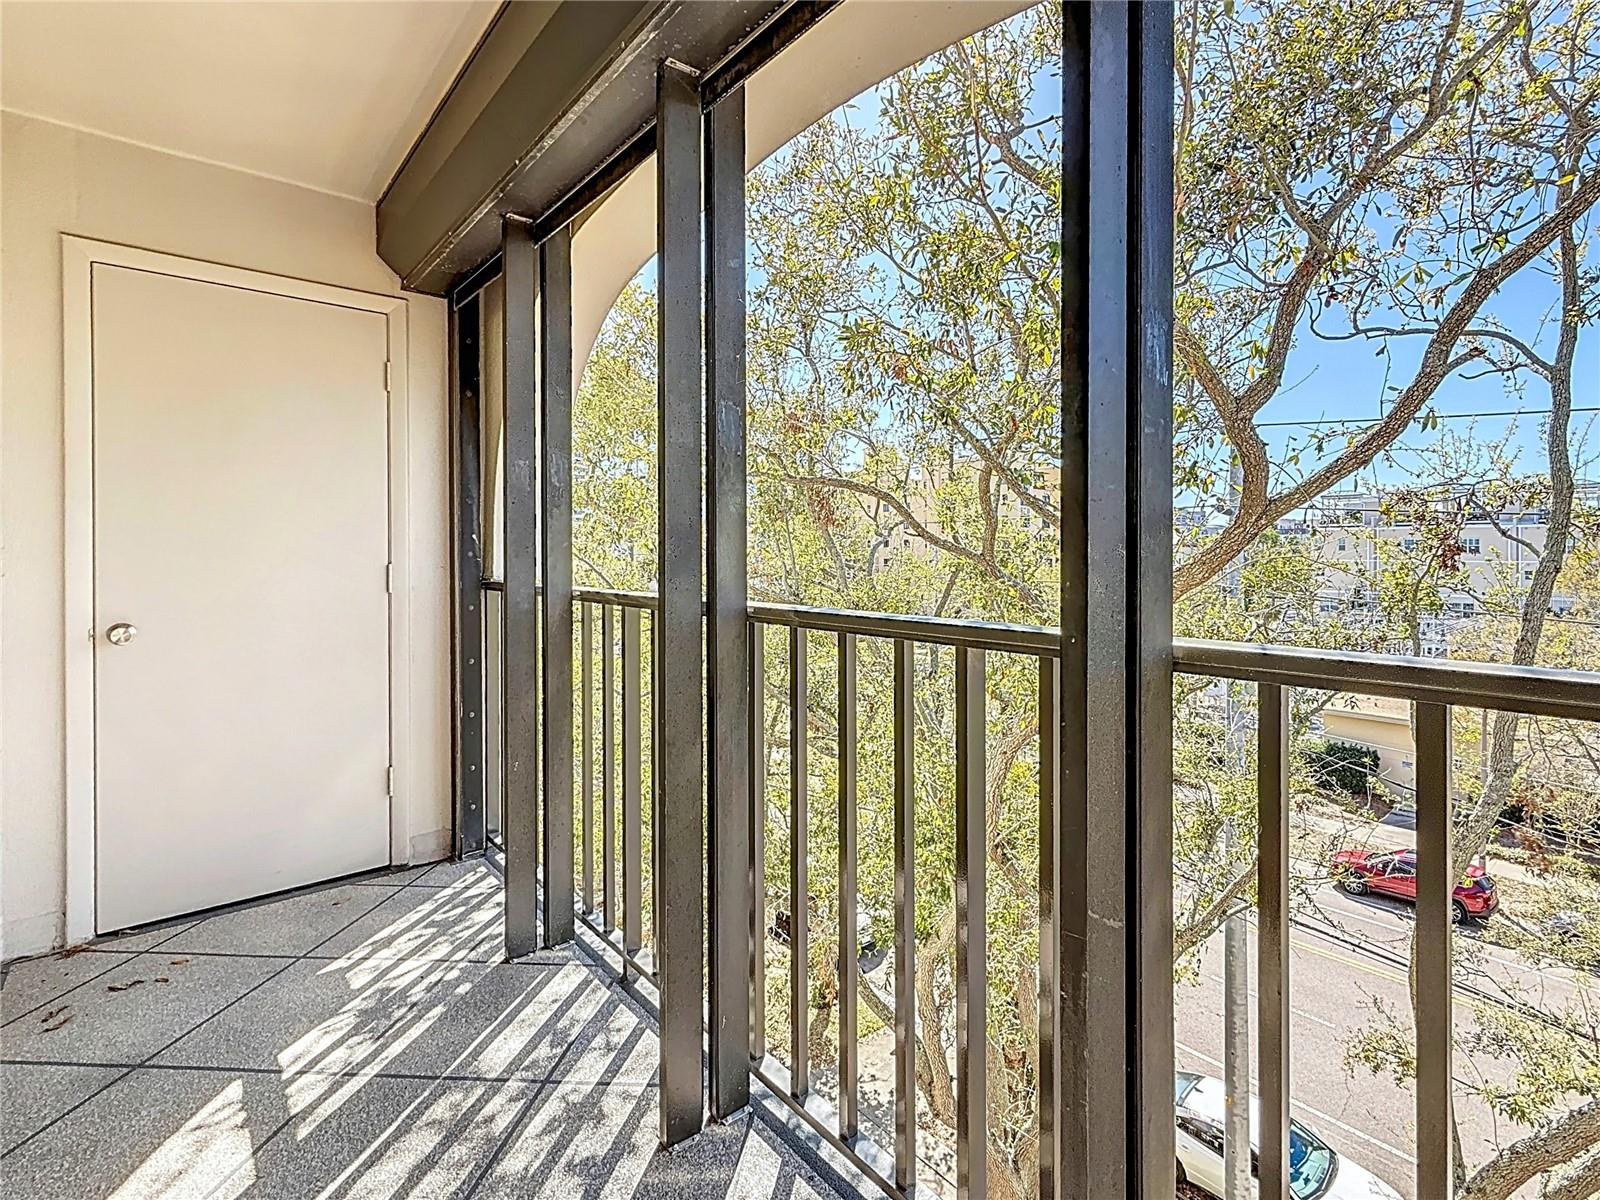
<box><xmin>572</xmin><ymin>587</ymin><xmax>661</xmax><ymax>984</ymax></box>
<box><xmin>1172</xmin><ymin>637</ymin><xmax>1600</xmax><ymax>1200</ymax></box>
<box><xmin>478</xmin><ymin>583</ymin><xmax>1600</xmax><ymax>1199</ymax></box>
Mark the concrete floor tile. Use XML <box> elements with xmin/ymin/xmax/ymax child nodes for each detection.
<box><xmin>237</xmin><ymin>1075</ymin><xmax>537</xmax><ymax>1199</ymax></box>
<box><xmin>153</xmin><ymin>956</ymin><xmax>490</xmax><ymax>1077</ymax></box>
<box><xmin>378</xmin><ymin>959</ymin><xmax>657</xmax><ymax>1084</ymax></box>
<box><xmin>470</xmin><ymin>1077</ymin><xmax>658</xmax><ymax>1199</ymax></box>
<box><xmin>414</xmin><ymin>859</ymin><xmax>499</xmax><ymax>888</ymax></box>
<box><xmin>350</xmin><ymin>862</ymin><xmax>442</xmax><ymax>886</ymax></box>
<box><xmin>0</xmin><ymin>1063</ymin><xmax>126</xmax><ymax>1153</ymax></box>
<box><xmin>474</xmin><ymin>1081</ymin><xmax>848</xmax><ymax>1199</ymax></box>
<box><xmin>1</xmin><ymin>953</ymin><xmax>282</xmax><ymax>1065</ymax></box>
<box><xmin>92</xmin><ymin>921</ymin><xmax>197</xmax><ymax>954</ymax></box>
<box><xmin>0</xmin><ymin>1068</ymin><xmax>286</xmax><ymax>1199</ymax></box>
<box><xmin>161</xmin><ymin>884</ymin><xmax>399</xmax><ymax>957</ymax></box>
<box><xmin>314</xmin><ymin>875</ymin><xmax>504</xmax><ymax>964</ymax></box>
<box><xmin>2</xmin><ymin>952</ymin><xmax>134</xmax><ymax>1027</ymax></box>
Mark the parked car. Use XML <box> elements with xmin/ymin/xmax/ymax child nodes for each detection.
<box><xmin>1175</xmin><ymin>1072</ymin><xmax>1402</xmax><ymax>1199</ymax></box>
<box><xmin>1331</xmin><ymin>847</ymin><xmax>1499</xmax><ymax>923</ymax></box>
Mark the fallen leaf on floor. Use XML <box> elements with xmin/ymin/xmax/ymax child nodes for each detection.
<box><xmin>57</xmin><ymin>944</ymin><xmax>90</xmax><ymax>959</ymax></box>
<box><xmin>38</xmin><ymin>1006</ymin><xmax>68</xmax><ymax>1024</ymax></box>
<box><xmin>154</xmin><ymin>976</ymin><xmax>170</xmax><ymax>983</ymax></box>
<box><xmin>169</xmin><ymin>957</ymin><xmax>190</xmax><ymax>965</ymax></box>
<box><xmin>106</xmin><ymin>979</ymin><xmax>146</xmax><ymax>992</ymax></box>
<box><xmin>41</xmin><ymin>1010</ymin><xmax>73</xmax><ymax>1032</ymax></box>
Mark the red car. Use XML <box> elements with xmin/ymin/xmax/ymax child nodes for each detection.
<box><xmin>1332</xmin><ymin>848</ymin><xmax>1499</xmax><ymax>923</ymax></box>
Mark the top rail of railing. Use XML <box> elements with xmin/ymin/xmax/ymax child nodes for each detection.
<box><xmin>513</xmin><ymin>580</ymin><xmax>1600</xmax><ymax>723</ymax></box>
<box><xmin>1172</xmin><ymin>637</ymin><xmax>1600</xmax><ymax>724</ymax></box>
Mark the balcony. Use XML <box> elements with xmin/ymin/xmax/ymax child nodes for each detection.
<box><xmin>0</xmin><ymin>858</ymin><xmax>851</xmax><ymax>1199</ymax></box>
<box><xmin>4</xmin><ymin>2</ymin><xmax>1599</xmax><ymax>1199</ymax></box>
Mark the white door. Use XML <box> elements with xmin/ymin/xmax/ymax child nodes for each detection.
<box><xmin>92</xmin><ymin>265</ymin><xmax>393</xmax><ymax>932</ymax></box>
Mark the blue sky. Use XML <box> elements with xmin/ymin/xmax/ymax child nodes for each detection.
<box><xmin>619</xmin><ymin>9</ymin><xmax>1599</xmax><ymax>503</ymax></box>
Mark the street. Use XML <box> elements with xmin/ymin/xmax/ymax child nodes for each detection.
<box><xmin>1177</xmin><ymin>881</ymin><xmax>1594</xmax><ymax>1199</ymax></box>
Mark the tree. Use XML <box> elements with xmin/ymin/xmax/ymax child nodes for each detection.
<box><xmin>1306</xmin><ymin>739</ymin><xmax>1381</xmax><ymax>797</ymax></box>
<box><xmin>565</xmin><ymin>1</ymin><xmax>1600</xmax><ymax>1194</ymax></box>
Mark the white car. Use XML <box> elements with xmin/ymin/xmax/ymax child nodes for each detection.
<box><xmin>1175</xmin><ymin>1072</ymin><xmax>1403</xmax><ymax>1199</ymax></box>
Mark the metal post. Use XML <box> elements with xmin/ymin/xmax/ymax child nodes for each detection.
<box><xmin>955</xmin><ymin>647</ymin><xmax>988</xmax><ymax>1200</ymax></box>
<box><xmin>1056</xmin><ymin>5</ymin><xmax>1176</xmax><ymax>1197</ymax></box>
<box><xmin>501</xmin><ymin>217</ymin><xmax>540</xmax><ymax>959</ymax></box>
<box><xmin>837</xmin><ymin>631</ymin><xmax>859</xmax><ymax>1141</ymax></box>
<box><xmin>1038</xmin><ymin>655</ymin><xmax>1061</xmax><ymax>1200</ymax></box>
<box><xmin>1257</xmin><ymin>683</ymin><xmax>1291</xmax><ymax>1200</ymax></box>
<box><xmin>893</xmin><ymin>639</ymin><xmax>917</xmax><ymax>1191</ymax></box>
<box><xmin>655</xmin><ymin>57</ymin><xmax>706</xmax><ymax>1147</ymax></box>
<box><xmin>750</xmin><ymin>629</ymin><xmax>768</xmax><ymax>1059</ymax></box>
<box><xmin>452</xmin><ymin>292</ymin><xmax>486</xmax><ymax>858</ymax></box>
<box><xmin>1415</xmin><ymin>702</ymin><xmax>1454</xmax><ymax>1200</ymax></box>
<box><xmin>1222</xmin><ymin>816</ymin><xmax>1249</xmax><ymax>1200</ymax></box>
<box><xmin>706</xmin><ymin>83</ymin><xmax>751</xmax><ymax>1121</ymax></box>
<box><xmin>581</xmin><ymin>601</ymin><xmax>594</xmax><ymax>912</ymax></box>
<box><xmin>539</xmin><ymin>225</ymin><xmax>575</xmax><ymax>947</ymax></box>
<box><xmin>789</xmin><ymin>625</ymin><xmax>809</xmax><ymax>1098</ymax></box>
<box><xmin>603</xmin><ymin>604</ymin><xmax>617</xmax><ymax>932</ymax></box>
<box><xmin>623</xmin><ymin>607</ymin><xmax>644</xmax><ymax>970</ymax></box>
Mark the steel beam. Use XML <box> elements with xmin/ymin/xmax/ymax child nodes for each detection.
<box><xmin>655</xmin><ymin>58</ymin><xmax>706</xmax><ymax>1147</ymax></box>
<box><xmin>452</xmin><ymin>292</ymin><xmax>486</xmax><ymax>858</ymax></box>
<box><xmin>1056</xmin><ymin>5</ymin><xmax>1175</xmax><ymax>1197</ymax></box>
<box><xmin>501</xmin><ymin>217</ymin><xmax>541</xmax><ymax>958</ymax></box>
<box><xmin>539</xmin><ymin>224</ymin><xmax>575</xmax><ymax>947</ymax></box>
<box><xmin>706</xmin><ymin>84</ymin><xmax>752</xmax><ymax>1121</ymax></box>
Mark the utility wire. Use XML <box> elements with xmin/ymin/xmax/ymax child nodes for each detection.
<box><xmin>1255</xmin><ymin>406</ymin><xmax>1600</xmax><ymax>430</ymax></box>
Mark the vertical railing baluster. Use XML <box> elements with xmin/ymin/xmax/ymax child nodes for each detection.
<box><xmin>750</xmin><ymin>625</ymin><xmax>768</xmax><ymax>1059</ymax></box>
<box><xmin>623</xmin><ymin>606</ymin><xmax>643</xmax><ymax>976</ymax></box>
<box><xmin>1415</xmin><ymin>701</ymin><xmax>1454</xmax><ymax>1200</ymax></box>
<box><xmin>837</xmin><ymin>631</ymin><xmax>859</xmax><ymax>1141</ymax></box>
<box><xmin>789</xmin><ymin>624</ymin><xmax>809</xmax><ymax>1097</ymax></box>
<box><xmin>955</xmin><ymin>647</ymin><xmax>988</xmax><ymax>1200</ymax></box>
<box><xmin>651</xmin><ymin>609</ymin><xmax>662</xmax><ymax>978</ymax></box>
<box><xmin>581</xmin><ymin>601</ymin><xmax>593</xmax><ymax>914</ymax></box>
<box><xmin>1258</xmin><ymin>682</ymin><xmax>1291</xmax><ymax>1200</ymax></box>
<box><xmin>602</xmin><ymin>604</ymin><xmax>616</xmax><ymax>934</ymax></box>
<box><xmin>893</xmin><ymin>638</ymin><xmax>917</xmax><ymax>1191</ymax></box>
<box><xmin>1038</xmin><ymin>655</ymin><xmax>1061</xmax><ymax>1200</ymax></box>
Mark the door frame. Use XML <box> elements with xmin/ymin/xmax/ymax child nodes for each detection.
<box><xmin>62</xmin><ymin>235</ymin><xmax>413</xmax><ymax>941</ymax></box>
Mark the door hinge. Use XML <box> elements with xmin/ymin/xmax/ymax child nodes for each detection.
<box><xmin>386</xmin><ymin>562</ymin><xmax>394</xmax><ymax>594</ymax></box>
<box><xmin>387</xmin><ymin>766</ymin><xmax>395</xmax><ymax>797</ymax></box>
<box><xmin>384</xmin><ymin>360</ymin><xmax>392</xmax><ymax>393</ymax></box>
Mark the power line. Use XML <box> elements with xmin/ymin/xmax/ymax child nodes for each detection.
<box><xmin>1255</xmin><ymin>406</ymin><xmax>1600</xmax><ymax>430</ymax></box>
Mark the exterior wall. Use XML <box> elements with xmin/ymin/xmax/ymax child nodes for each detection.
<box><xmin>1321</xmin><ymin>700</ymin><xmax>1417</xmax><ymax>798</ymax></box>
<box><xmin>1</xmin><ymin>112</ymin><xmax>453</xmax><ymax>960</ymax></box>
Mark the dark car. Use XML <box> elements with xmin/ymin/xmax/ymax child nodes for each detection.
<box><xmin>1332</xmin><ymin>847</ymin><xmax>1498</xmax><ymax>923</ymax></box>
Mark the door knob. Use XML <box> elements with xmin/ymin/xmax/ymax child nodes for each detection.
<box><xmin>106</xmin><ymin>622</ymin><xmax>138</xmax><ymax>645</ymax></box>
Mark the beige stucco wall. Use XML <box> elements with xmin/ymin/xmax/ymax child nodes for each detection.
<box><xmin>1</xmin><ymin>111</ymin><xmax>453</xmax><ymax>959</ymax></box>
<box><xmin>1322</xmin><ymin>702</ymin><xmax>1417</xmax><ymax>796</ymax></box>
